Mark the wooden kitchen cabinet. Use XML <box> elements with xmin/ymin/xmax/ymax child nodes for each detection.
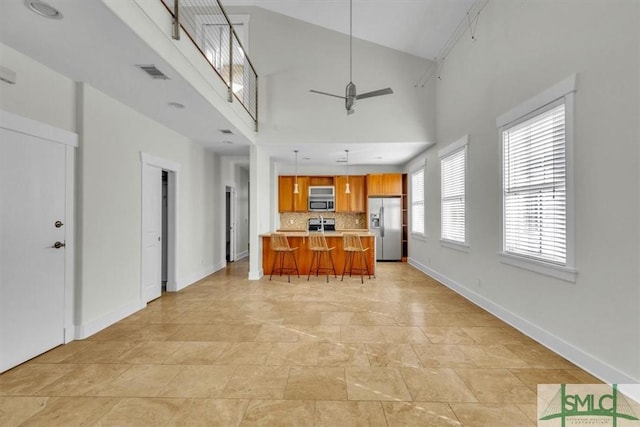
<box><xmin>308</xmin><ymin>176</ymin><xmax>334</xmax><ymax>186</ymax></box>
<box><xmin>335</xmin><ymin>175</ymin><xmax>366</xmax><ymax>212</ymax></box>
<box><xmin>278</xmin><ymin>176</ymin><xmax>309</xmax><ymax>212</ymax></box>
<box><xmin>366</xmin><ymin>173</ymin><xmax>402</xmax><ymax>196</ymax></box>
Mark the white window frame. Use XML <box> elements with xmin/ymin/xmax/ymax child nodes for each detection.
<box><xmin>410</xmin><ymin>164</ymin><xmax>426</xmax><ymax>238</ymax></box>
<box><xmin>496</xmin><ymin>74</ymin><xmax>577</xmax><ymax>282</ymax></box>
<box><xmin>438</xmin><ymin>135</ymin><xmax>469</xmax><ymax>251</ymax></box>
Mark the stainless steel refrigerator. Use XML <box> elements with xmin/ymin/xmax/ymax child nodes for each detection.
<box><xmin>368</xmin><ymin>197</ymin><xmax>402</xmax><ymax>261</ymax></box>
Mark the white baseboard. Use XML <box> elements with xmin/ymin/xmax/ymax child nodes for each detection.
<box><xmin>408</xmin><ymin>257</ymin><xmax>640</xmax><ymax>387</ymax></box>
<box><xmin>176</xmin><ymin>261</ymin><xmax>226</xmax><ymax>291</ymax></box>
<box><xmin>248</xmin><ymin>268</ymin><xmax>263</xmax><ymax>280</ymax></box>
<box><xmin>74</xmin><ymin>300</ymin><xmax>145</xmax><ymax>340</ymax></box>
<box><xmin>235</xmin><ymin>250</ymin><xmax>248</xmax><ymax>260</ymax></box>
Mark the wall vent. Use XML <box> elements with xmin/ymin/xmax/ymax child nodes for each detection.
<box><xmin>136</xmin><ymin>64</ymin><xmax>169</xmax><ymax>80</ymax></box>
<box><xmin>219</xmin><ymin>129</ymin><xmax>233</xmax><ymax>135</ymax></box>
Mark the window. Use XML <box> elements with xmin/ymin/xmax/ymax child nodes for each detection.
<box><xmin>439</xmin><ymin>136</ymin><xmax>468</xmax><ymax>247</ymax></box>
<box><xmin>497</xmin><ymin>74</ymin><xmax>576</xmax><ymax>281</ymax></box>
<box><xmin>411</xmin><ymin>167</ymin><xmax>425</xmax><ymax>235</ymax></box>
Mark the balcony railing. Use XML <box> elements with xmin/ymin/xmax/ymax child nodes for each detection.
<box><xmin>162</xmin><ymin>0</ymin><xmax>258</xmax><ymax>131</ymax></box>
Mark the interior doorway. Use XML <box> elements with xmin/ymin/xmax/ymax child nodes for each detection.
<box><xmin>226</xmin><ymin>185</ymin><xmax>236</xmax><ymax>263</ymax></box>
<box><xmin>140</xmin><ymin>153</ymin><xmax>179</xmax><ymax>302</ymax></box>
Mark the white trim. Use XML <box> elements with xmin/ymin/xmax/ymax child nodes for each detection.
<box><xmin>248</xmin><ymin>268</ymin><xmax>264</xmax><ymax>280</ymax></box>
<box><xmin>499</xmin><ymin>251</ymin><xmax>577</xmax><ymax>283</ymax></box>
<box><xmin>0</xmin><ymin>109</ymin><xmax>78</xmax><ymax>147</ymax></box>
<box><xmin>407</xmin><ymin>258</ymin><xmax>639</xmax><ymax>386</ymax></box>
<box><xmin>440</xmin><ymin>239</ymin><xmax>470</xmax><ymax>253</ymax></box>
<box><xmin>177</xmin><ymin>261</ymin><xmax>226</xmax><ymax>291</ymax></box>
<box><xmin>0</xmin><ymin>109</ymin><xmax>77</xmax><ymax>346</ymax></box>
<box><xmin>438</xmin><ymin>134</ymin><xmax>468</xmax><ymax>158</ymax></box>
<box><xmin>140</xmin><ymin>152</ymin><xmax>180</xmax><ymax>296</ymax></box>
<box><xmin>74</xmin><ymin>300</ymin><xmax>145</xmax><ymax>339</ymax></box>
<box><xmin>497</xmin><ymin>80</ymin><xmax>577</xmax><ymax>280</ymax></box>
<box><xmin>496</xmin><ymin>74</ymin><xmax>577</xmax><ymax>128</ymax></box>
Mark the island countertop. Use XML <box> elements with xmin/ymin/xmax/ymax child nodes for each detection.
<box><xmin>261</xmin><ymin>232</ymin><xmax>375</xmax><ymax>277</ymax></box>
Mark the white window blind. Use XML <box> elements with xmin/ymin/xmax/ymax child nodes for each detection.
<box><xmin>441</xmin><ymin>147</ymin><xmax>466</xmax><ymax>243</ymax></box>
<box><xmin>411</xmin><ymin>168</ymin><xmax>425</xmax><ymax>234</ymax></box>
<box><xmin>502</xmin><ymin>101</ymin><xmax>566</xmax><ymax>265</ymax></box>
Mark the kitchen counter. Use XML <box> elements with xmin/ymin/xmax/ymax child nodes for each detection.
<box><xmin>261</xmin><ymin>232</ymin><xmax>375</xmax><ymax>277</ymax></box>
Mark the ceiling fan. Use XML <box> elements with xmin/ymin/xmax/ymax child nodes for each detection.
<box><xmin>309</xmin><ymin>0</ymin><xmax>393</xmax><ymax>115</ymax></box>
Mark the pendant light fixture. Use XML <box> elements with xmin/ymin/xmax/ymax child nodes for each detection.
<box><xmin>344</xmin><ymin>149</ymin><xmax>351</xmax><ymax>194</ymax></box>
<box><xmin>293</xmin><ymin>150</ymin><xmax>299</xmax><ymax>194</ymax></box>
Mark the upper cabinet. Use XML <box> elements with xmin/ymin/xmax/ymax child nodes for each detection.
<box><xmin>278</xmin><ymin>176</ymin><xmax>309</xmax><ymax>212</ymax></box>
<box><xmin>335</xmin><ymin>175</ymin><xmax>366</xmax><ymax>213</ymax></box>
<box><xmin>366</xmin><ymin>173</ymin><xmax>403</xmax><ymax>196</ymax></box>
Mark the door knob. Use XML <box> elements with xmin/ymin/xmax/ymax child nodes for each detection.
<box><xmin>54</xmin><ymin>220</ymin><xmax>64</xmax><ymax>228</ymax></box>
<box><xmin>52</xmin><ymin>241</ymin><xmax>66</xmax><ymax>249</ymax></box>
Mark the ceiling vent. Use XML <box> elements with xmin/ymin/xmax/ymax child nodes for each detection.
<box><xmin>136</xmin><ymin>64</ymin><xmax>169</xmax><ymax>80</ymax></box>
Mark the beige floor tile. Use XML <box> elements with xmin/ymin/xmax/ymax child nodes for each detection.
<box><xmin>35</xmin><ymin>364</ymin><xmax>130</xmax><ymax>397</ymax></box>
<box><xmin>395</xmin><ymin>312</ymin><xmax>473</xmax><ymax>327</ymax></box>
<box><xmin>458</xmin><ymin>344</ymin><xmax>530</xmax><ymax>368</ymax></box>
<box><xmin>265</xmin><ymin>342</ymin><xmax>320</xmax><ymax>366</ymax></box>
<box><xmin>215</xmin><ymin>342</ymin><xmax>273</xmax><ymax>365</ymax></box>
<box><xmin>31</xmin><ymin>340</ymin><xmax>95</xmax><ymax>364</ymax></box>
<box><xmin>220</xmin><ymin>366</ymin><xmax>290</xmax><ymax>399</ymax></box>
<box><xmin>450</xmin><ymin>402</ymin><xmax>535</xmax><ymax>426</ymax></box>
<box><xmin>158</xmin><ymin>365</ymin><xmax>236</xmax><ymax>398</ymax></box>
<box><xmin>20</xmin><ymin>396</ymin><xmax>121</xmax><ymax>427</ymax></box>
<box><xmin>255</xmin><ymin>324</ymin><xmax>301</xmax><ymax>342</ymax></box>
<box><xmin>562</xmin><ymin>369</ymin><xmax>603</xmax><ymax>384</ymax></box>
<box><xmin>461</xmin><ymin>312</ymin><xmax>509</xmax><ymax>327</ymax></box>
<box><xmin>116</xmin><ymin>341</ymin><xmax>184</xmax><ymax>364</ymax></box>
<box><xmin>345</xmin><ymin>367</ymin><xmax>412</xmax><ymax>401</ymax></box>
<box><xmin>0</xmin><ymin>364</ymin><xmax>76</xmax><ymax>396</ymax></box>
<box><xmin>382</xmin><ymin>401</ymin><xmax>462</xmax><ymax>426</ymax></box>
<box><xmin>421</xmin><ymin>326</ymin><xmax>476</xmax><ymax>344</ymax></box>
<box><xmin>341</xmin><ymin>326</ymin><xmax>386</xmax><ymax>343</ymax></box>
<box><xmin>95</xmin><ymin>397</ymin><xmax>185</xmax><ymax>426</ymax></box>
<box><xmin>509</xmin><ymin>368</ymin><xmax>586</xmax><ymax>391</ymax></box>
<box><xmin>284</xmin><ymin>367</ymin><xmax>347</xmax><ymax>400</ymax></box>
<box><xmin>353</xmin><ymin>312</ymin><xmax>398</xmax><ymax>326</ymax></box>
<box><xmin>96</xmin><ymin>365</ymin><xmax>182</xmax><ymax>397</ymax></box>
<box><xmin>412</xmin><ymin>344</ymin><xmax>477</xmax><ymax>368</ymax></box>
<box><xmin>280</xmin><ymin>312</ymin><xmax>323</xmax><ymax>326</ymax></box>
<box><xmin>0</xmin><ymin>396</ymin><xmax>50</xmax><ymax>426</ymax></box>
<box><xmin>462</xmin><ymin>326</ymin><xmax>534</xmax><ymax>345</ymax></box>
<box><xmin>167</xmin><ymin>398</ymin><xmax>250</xmax><ymax>426</ymax></box>
<box><xmin>400</xmin><ymin>367</ymin><xmax>478</xmax><ymax>402</ymax></box>
<box><xmin>295</xmin><ymin>325</ymin><xmax>341</xmax><ymax>342</ymax></box>
<box><xmin>317</xmin><ymin>343</ymin><xmax>370</xmax><ymax>367</ymax></box>
<box><xmin>164</xmin><ymin>342</ymin><xmax>230</xmax><ymax>364</ymax></box>
<box><xmin>364</xmin><ymin>344</ymin><xmax>422</xmax><ymax>368</ymax></box>
<box><xmin>379</xmin><ymin>326</ymin><xmax>429</xmax><ymax>343</ymax></box>
<box><xmin>314</xmin><ymin>401</ymin><xmax>387</xmax><ymax>426</ymax></box>
<box><xmin>454</xmin><ymin>368</ymin><xmax>537</xmax><ymax>404</ymax></box>
<box><xmin>504</xmin><ymin>344</ymin><xmax>577</xmax><ymax>369</ymax></box>
<box><xmin>61</xmin><ymin>341</ymin><xmax>138</xmax><ymax>364</ymax></box>
<box><xmin>90</xmin><ymin>323</ymin><xmax>180</xmax><ymax>342</ymax></box>
<box><xmin>320</xmin><ymin>311</ymin><xmax>356</xmax><ymax>325</ymax></box>
<box><xmin>167</xmin><ymin>324</ymin><xmax>261</xmax><ymax>342</ymax></box>
<box><xmin>240</xmin><ymin>399</ymin><xmax>315</xmax><ymax>426</ymax></box>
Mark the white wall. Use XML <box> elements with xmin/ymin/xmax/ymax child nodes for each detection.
<box><xmin>228</xmin><ymin>6</ymin><xmax>437</xmax><ymax>147</ymax></box>
<box><xmin>407</xmin><ymin>0</ymin><xmax>640</xmax><ymax>384</ymax></box>
<box><xmin>77</xmin><ymin>83</ymin><xmax>223</xmax><ymax>333</ymax></box>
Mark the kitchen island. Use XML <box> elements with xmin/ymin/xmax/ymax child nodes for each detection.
<box><xmin>261</xmin><ymin>231</ymin><xmax>375</xmax><ymax>277</ymax></box>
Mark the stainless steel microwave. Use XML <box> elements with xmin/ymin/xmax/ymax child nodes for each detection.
<box><xmin>308</xmin><ymin>186</ymin><xmax>335</xmax><ymax>212</ymax></box>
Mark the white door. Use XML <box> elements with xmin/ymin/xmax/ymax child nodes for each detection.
<box><xmin>141</xmin><ymin>164</ymin><xmax>162</xmax><ymax>303</ymax></box>
<box><xmin>0</xmin><ymin>128</ymin><xmax>66</xmax><ymax>372</ymax></box>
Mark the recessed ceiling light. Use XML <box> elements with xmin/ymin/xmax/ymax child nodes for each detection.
<box><xmin>168</xmin><ymin>102</ymin><xmax>185</xmax><ymax>109</ymax></box>
<box><xmin>303</xmin><ymin>157</ymin><xmax>311</xmax><ymax>160</ymax></box>
<box><xmin>25</xmin><ymin>0</ymin><xmax>63</xmax><ymax>19</ymax></box>
<box><xmin>222</xmin><ymin>140</ymin><xmax>234</xmax><ymax>145</ymax></box>
<box><xmin>375</xmin><ymin>156</ymin><xmax>383</xmax><ymax>160</ymax></box>
<box><xmin>219</xmin><ymin>129</ymin><xmax>233</xmax><ymax>135</ymax></box>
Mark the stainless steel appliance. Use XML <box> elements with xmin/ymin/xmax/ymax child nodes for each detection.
<box><xmin>368</xmin><ymin>197</ymin><xmax>402</xmax><ymax>261</ymax></box>
<box><xmin>308</xmin><ymin>217</ymin><xmax>336</xmax><ymax>232</ymax></box>
<box><xmin>308</xmin><ymin>186</ymin><xmax>335</xmax><ymax>212</ymax></box>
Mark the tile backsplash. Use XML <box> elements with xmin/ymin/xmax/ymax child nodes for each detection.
<box><xmin>279</xmin><ymin>212</ymin><xmax>367</xmax><ymax>230</ymax></box>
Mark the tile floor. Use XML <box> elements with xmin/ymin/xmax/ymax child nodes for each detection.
<box><xmin>0</xmin><ymin>260</ymin><xmax>602</xmax><ymax>426</ymax></box>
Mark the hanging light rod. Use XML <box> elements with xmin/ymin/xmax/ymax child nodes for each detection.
<box><xmin>344</xmin><ymin>149</ymin><xmax>351</xmax><ymax>194</ymax></box>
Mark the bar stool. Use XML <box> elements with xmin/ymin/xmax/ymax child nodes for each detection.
<box><xmin>341</xmin><ymin>233</ymin><xmax>371</xmax><ymax>284</ymax></box>
<box><xmin>269</xmin><ymin>233</ymin><xmax>300</xmax><ymax>283</ymax></box>
<box><xmin>307</xmin><ymin>233</ymin><xmax>337</xmax><ymax>283</ymax></box>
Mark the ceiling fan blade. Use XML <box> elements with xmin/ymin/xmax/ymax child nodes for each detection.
<box><xmin>355</xmin><ymin>88</ymin><xmax>394</xmax><ymax>100</ymax></box>
<box><xmin>310</xmin><ymin>89</ymin><xmax>346</xmax><ymax>100</ymax></box>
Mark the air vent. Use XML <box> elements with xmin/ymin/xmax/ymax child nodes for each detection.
<box><xmin>219</xmin><ymin>129</ymin><xmax>233</xmax><ymax>135</ymax></box>
<box><xmin>136</xmin><ymin>64</ymin><xmax>169</xmax><ymax>80</ymax></box>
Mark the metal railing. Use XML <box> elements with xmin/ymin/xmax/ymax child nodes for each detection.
<box><xmin>162</xmin><ymin>0</ymin><xmax>258</xmax><ymax>130</ymax></box>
